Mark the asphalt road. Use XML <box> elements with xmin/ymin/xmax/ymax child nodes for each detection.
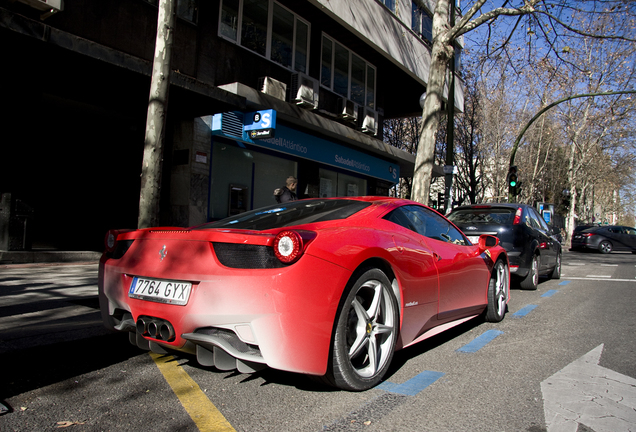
<box><xmin>1</xmin><ymin>251</ymin><xmax>635</xmax><ymax>432</ymax></box>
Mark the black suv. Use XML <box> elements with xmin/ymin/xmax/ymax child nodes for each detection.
<box><xmin>447</xmin><ymin>203</ymin><xmax>561</xmax><ymax>290</ymax></box>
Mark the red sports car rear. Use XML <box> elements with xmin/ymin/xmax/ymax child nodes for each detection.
<box><xmin>99</xmin><ymin>197</ymin><xmax>509</xmax><ymax>390</ymax></box>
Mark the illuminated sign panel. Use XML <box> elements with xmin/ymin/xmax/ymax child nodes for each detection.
<box><xmin>244</xmin><ymin>109</ymin><xmax>276</xmax><ymax>139</ymax></box>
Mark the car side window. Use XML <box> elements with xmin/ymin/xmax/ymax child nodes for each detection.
<box><xmin>402</xmin><ymin>206</ymin><xmax>428</xmax><ymax>237</ymax></box>
<box><xmin>394</xmin><ymin>205</ymin><xmax>468</xmax><ymax>245</ymax></box>
<box><xmin>524</xmin><ymin>212</ymin><xmax>539</xmax><ymax>230</ymax></box>
<box><xmin>625</xmin><ymin>228</ymin><xmax>636</xmax><ymax>236</ymax></box>
<box><xmin>384</xmin><ymin>207</ymin><xmax>416</xmax><ymax>232</ymax></box>
<box><xmin>527</xmin><ymin>208</ymin><xmax>548</xmax><ymax>232</ymax></box>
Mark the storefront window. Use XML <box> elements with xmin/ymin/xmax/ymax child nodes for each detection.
<box><xmin>338</xmin><ymin>172</ymin><xmax>367</xmax><ymax>197</ymax></box>
<box><xmin>210</xmin><ymin>140</ymin><xmax>297</xmax><ymax>218</ymax></box>
<box><xmin>319</xmin><ymin>168</ymin><xmax>367</xmax><ymax>198</ymax></box>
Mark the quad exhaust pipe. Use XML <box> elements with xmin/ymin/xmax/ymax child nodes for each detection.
<box><xmin>136</xmin><ymin>316</ymin><xmax>175</xmax><ymax>342</ymax></box>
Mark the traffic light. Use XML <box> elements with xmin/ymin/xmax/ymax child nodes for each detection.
<box><xmin>507</xmin><ymin>166</ymin><xmax>522</xmax><ymax>196</ymax></box>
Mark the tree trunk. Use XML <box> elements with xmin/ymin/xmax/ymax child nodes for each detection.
<box><xmin>138</xmin><ymin>0</ymin><xmax>176</xmax><ymax>229</ymax></box>
<box><xmin>411</xmin><ymin>0</ymin><xmax>453</xmax><ymax>204</ymax></box>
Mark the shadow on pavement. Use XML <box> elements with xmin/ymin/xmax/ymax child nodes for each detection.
<box><xmin>0</xmin><ymin>331</ymin><xmax>141</xmax><ymax>400</ymax></box>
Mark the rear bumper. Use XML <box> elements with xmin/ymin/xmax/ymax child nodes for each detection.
<box><xmin>505</xmin><ymin>250</ymin><xmax>529</xmax><ymax>278</ymax></box>
<box><xmin>98</xmin><ymin>252</ymin><xmax>352</xmax><ymax>376</ymax></box>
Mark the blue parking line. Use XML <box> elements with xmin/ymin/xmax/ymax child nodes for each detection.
<box><xmin>377</xmin><ymin>370</ymin><xmax>445</xmax><ymax>396</ymax></box>
<box><xmin>559</xmin><ymin>280</ymin><xmax>571</xmax><ymax>286</ymax></box>
<box><xmin>512</xmin><ymin>304</ymin><xmax>538</xmax><ymax>317</ymax></box>
<box><xmin>541</xmin><ymin>290</ymin><xmax>558</xmax><ymax>297</ymax></box>
<box><xmin>456</xmin><ymin>329</ymin><xmax>504</xmax><ymax>353</ymax></box>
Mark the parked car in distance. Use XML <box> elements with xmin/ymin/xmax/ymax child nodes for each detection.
<box><xmin>447</xmin><ymin>203</ymin><xmax>561</xmax><ymax>290</ymax></box>
<box><xmin>571</xmin><ymin>225</ymin><xmax>636</xmax><ymax>254</ymax></box>
<box><xmin>99</xmin><ymin>197</ymin><xmax>510</xmax><ymax>391</ymax></box>
<box><xmin>571</xmin><ymin>223</ymin><xmax>599</xmax><ymax>239</ymax></box>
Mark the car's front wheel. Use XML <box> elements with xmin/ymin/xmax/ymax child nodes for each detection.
<box><xmin>599</xmin><ymin>240</ymin><xmax>613</xmax><ymax>254</ymax></box>
<box><xmin>327</xmin><ymin>268</ymin><xmax>398</xmax><ymax>391</ymax></box>
<box><xmin>485</xmin><ymin>259</ymin><xmax>509</xmax><ymax>322</ymax></box>
<box><xmin>519</xmin><ymin>255</ymin><xmax>539</xmax><ymax>290</ymax></box>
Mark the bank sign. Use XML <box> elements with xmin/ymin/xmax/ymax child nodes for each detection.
<box><xmin>211</xmin><ymin>110</ymin><xmax>399</xmax><ymax>183</ymax></box>
<box><xmin>252</xmin><ymin>123</ymin><xmax>399</xmax><ymax>183</ymax></box>
<box><xmin>243</xmin><ymin>109</ymin><xmax>276</xmax><ymax>139</ymax></box>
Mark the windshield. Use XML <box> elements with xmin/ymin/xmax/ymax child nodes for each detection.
<box><xmin>195</xmin><ymin>199</ymin><xmax>372</xmax><ymax>231</ymax></box>
<box><xmin>447</xmin><ymin>208</ymin><xmax>515</xmax><ymax>225</ymax></box>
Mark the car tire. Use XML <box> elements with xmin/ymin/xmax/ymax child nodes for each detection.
<box><xmin>485</xmin><ymin>259</ymin><xmax>509</xmax><ymax>322</ymax></box>
<box><xmin>327</xmin><ymin>268</ymin><xmax>398</xmax><ymax>391</ymax></box>
<box><xmin>599</xmin><ymin>241</ymin><xmax>612</xmax><ymax>254</ymax></box>
<box><xmin>519</xmin><ymin>255</ymin><xmax>539</xmax><ymax>290</ymax></box>
<box><xmin>549</xmin><ymin>252</ymin><xmax>562</xmax><ymax>280</ymax></box>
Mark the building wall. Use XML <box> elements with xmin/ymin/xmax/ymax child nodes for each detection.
<box><xmin>0</xmin><ymin>0</ymin><xmax>439</xmax><ymax>248</ymax></box>
<box><xmin>308</xmin><ymin>0</ymin><xmax>432</xmax><ymax>85</ymax></box>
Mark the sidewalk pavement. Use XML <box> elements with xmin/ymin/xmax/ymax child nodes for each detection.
<box><xmin>0</xmin><ymin>250</ymin><xmax>102</xmax><ymax>266</ymax></box>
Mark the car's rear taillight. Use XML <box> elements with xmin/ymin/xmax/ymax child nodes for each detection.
<box><xmin>104</xmin><ymin>229</ymin><xmax>134</xmax><ymax>258</ymax></box>
<box><xmin>582</xmin><ymin>233</ymin><xmax>595</xmax><ymax>238</ymax></box>
<box><xmin>273</xmin><ymin>230</ymin><xmax>304</xmax><ymax>264</ymax></box>
<box><xmin>105</xmin><ymin>230</ymin><xmax>119</xmax><ymax>253</ymax></box>
<box><xmin>513</xmin><ymin>207</ymin><xmax>522</xmax><ymax>225</ymax></box>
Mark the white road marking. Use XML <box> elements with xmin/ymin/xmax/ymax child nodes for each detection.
<box><xmin>541</xmin><ymin>344</ymin><xmax>636</xmax><ymax>432</ymax></box>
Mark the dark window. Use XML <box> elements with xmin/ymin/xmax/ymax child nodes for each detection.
<box><xmin>321</xmin><ymin>34</ymin><xmax>376</xmax><ymax>108</ymax></box>
<box><xmin>219</xmin><ymin>0</ymin><xmax>310</xmax><ymax>73</ymax></box>
<box><xmin>386</xmin><ymin>205</ymin><xmax>468</xmax><ymax>245</ymax></box>
<box><xmin>241</xmin><ymin>0</ymin><xmax>268</xmax><ymax>56</ymax></box>
<box><xmin>447</xmin><ymin>208</ymin><xmax>515</xmax><ymax>225</ymax></box>
<box><xmin>411</xmin><ymin>2</ymin><xmax>432</xmax><ymax>42</ymax></box>
<box><xmin>381</xmin><ymin>0</ymin><xmax>395</xmax><ymax>12</ymax></box>
<box><xmin>145</xmin><ymin>0</ymin><xmax>198</xmax><ymax>23</ymax></box>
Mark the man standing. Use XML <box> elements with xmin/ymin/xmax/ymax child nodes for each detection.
<box><xmin>275</xmin><ymin>176</ymin><xmax>298</xmax><ymax>203</ymax></box>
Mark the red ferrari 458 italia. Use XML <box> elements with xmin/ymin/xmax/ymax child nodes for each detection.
<box><xmin>99</xmin><ymin>197</ymin><xmax>509</xmax><ymax>391</ymax></box>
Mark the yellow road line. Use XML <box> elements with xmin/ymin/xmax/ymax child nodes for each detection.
<box><xmin>150</xmin><ymin>352</ymin><xmax>236</xmax><ymax>432</ymax></box>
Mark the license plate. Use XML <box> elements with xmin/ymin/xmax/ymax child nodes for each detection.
<box><xmin>129</xmin><ymin>277</ymin><xmax>192</xmax><ymax>305</ymax></box>
<box><xmin>467</xmin><ymin>235</ymin><xmax>480</xmax><ymax>244</ymax></box>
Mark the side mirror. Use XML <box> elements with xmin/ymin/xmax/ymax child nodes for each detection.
<box><xmin>478</xmin><ymin>234</ymin><xmax>499</xmax><ymax>250</ymax></box>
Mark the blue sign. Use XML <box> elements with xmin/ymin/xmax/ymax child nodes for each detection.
<box><xmin>250</xmin><ymin>124</ymin><xmax>399</xmax><ymax>183</ymax></box>
<box><xmin>211</xmin><ymin>111</ymin><xmax>399</xmax><ymax>184</ymax></box>
<box><xmin>244</xmin><ymin>109</ymin><xmax>276</xmax><ymax>131</ymax></box>
<box><xmin>543</xmin><ymin>210</ymin><xmax>552</xmax><ymax>224</ymax></box>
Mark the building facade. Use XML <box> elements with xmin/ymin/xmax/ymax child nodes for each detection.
<box><xmin>0</xmin><ymin>0</ymin><xmax>463</xmax><ymax>251</ymax></box>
